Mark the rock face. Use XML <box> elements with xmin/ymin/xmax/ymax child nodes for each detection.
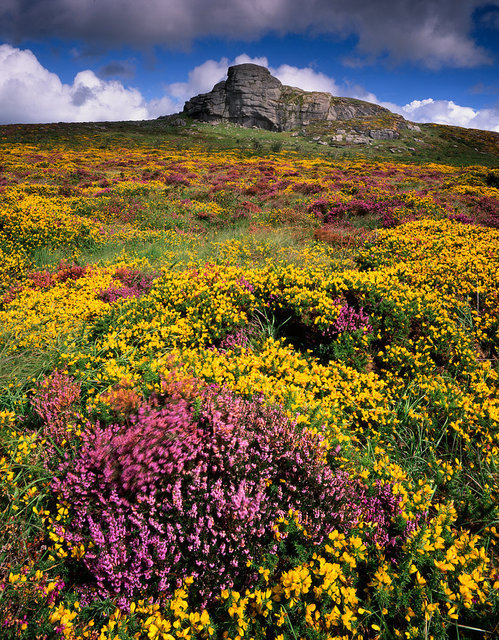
<box><xmin>183</xmin><ymin>63</ymin><xmax>398</xmax><ymax>132</ymax></box>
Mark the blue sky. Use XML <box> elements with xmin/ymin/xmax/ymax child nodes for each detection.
<box><xmin>0</xmin><ymin>0</ymin><xmax>498</xmax><ymax>130</ymax></box>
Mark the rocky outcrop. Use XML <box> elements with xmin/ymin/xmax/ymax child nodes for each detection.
<box><xmin>183</xmin><ymin>63</ymin><xmax>401</xmax><ymax>132</ymax></box>
<box><xmin>183</xmin><ymin>65</ymin><xmax>282</xmax><ymax>130</ymax></box>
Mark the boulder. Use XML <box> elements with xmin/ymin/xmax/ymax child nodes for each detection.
<box><xmin>369</xmin><ymin>129</ymin><xmax>400</xmax><ymax>140</ymax></box>
<box><xmin>345</xmin><ymin>134</ymin><xmax>371</xmax><ymax>144</ymax></box>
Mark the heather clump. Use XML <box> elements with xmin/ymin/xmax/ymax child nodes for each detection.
<box><xmin>54</xmin><ymin>386</ymin><xmax>407</xmax><ymax>607</ymax></box>
<box><xmin>20</xmin><ymin>262</ymin><xmax>88</xmax><ymax>292</ymax></box>
<box><xmin>328</xmin><ymin>298</ymin><xmax>372</xmax><ymax>335</ymax></box>
<box><xmin>358</xmin><ymin>479</ymin><xmax>420</xmax><ymax>552</ymax></box>
<box><xmin>471</xmin><ymin>194</ymin><xmax>499</xmax><ymax>228</ymax></box>
<box><xmin>215</xmin><ymin>325</ymin><xmax>256</xmax><ymax>351</ymax></box>
<box><xmin>97</xmin><ymin>378</ymin><xmax>144</xmax><ymax>422</ymax></box>
<box><xmin>325</xmin><ymin>198</ymin><xmax>387</xmax><ymax>221</ymax></box>
<box><xmin>307</xmin><ymin>197</ymin><xmax>332</xmax><ymax>219</ymax></box>
<box><xmin>30</xmin><ymin>371</ymin><xmax>83</xmax><ymax>456</ymax></box>
<box><xmin>97</xmin><ymin>266</ymin><xmax>155</xmax><ymax>303</ymax></box>
<box><xmin>448</xmin><ymin>212</ymin><xmax>474</xmax><ymax>225</ymax></box>
<box><xmin>313</xmin><ymin>223</ymin><xmax>369</xmax><ymax>248</ymax></box>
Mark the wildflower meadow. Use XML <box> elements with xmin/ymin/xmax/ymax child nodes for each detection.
<box><xmin>0</xmin><ymin>120</ymin><xmax>498</xmax><ymax>639</ymax></box>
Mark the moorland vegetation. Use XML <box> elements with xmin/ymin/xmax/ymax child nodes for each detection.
<box><xmin>0</xmin><ymin>119</ymin><xmax>498</xmax><ymax>639</ymax></box>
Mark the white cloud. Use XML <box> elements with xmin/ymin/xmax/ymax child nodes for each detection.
<box><xmin>1</xmin><ymin>45</ymin><xmax>499</xmax><ymax>134</ymax></box>
<box><xmin>399</xmin><ymin>98</ymin><xmax>477</xmax><ymax>125</ymax></box>
<box><xmin>0</xmin><ymin>44</ymin><xmax>148</xmax><ymax>124</ymax></box>
<box><xmin>271</xmin><ymin>64</ymin><xmax>341</xmax><ymax>94</ymax></box>
<box><xmin>167</xmin><ymin>58</ymin><xmax>230</xmax><ymax>104</ymax></box>
<box><xmin>146</xmin><ymin>95</ymin><xmax>180</xmax><ymax>119</ymax></box>
<box><xmin>393</xmin><ymin>98</ymin><xmax>499</xmax><ymax>132</ymax></box>
<box><xmin>233</xmin><ymin>54</ymin><xmax>270</xmax><ymax>68</ymax></box>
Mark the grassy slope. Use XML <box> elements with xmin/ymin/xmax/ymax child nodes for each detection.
<box><xmin>2</xmin><ymin>115</ymin><xmax>499</xmax><ymax>165</ymax></box>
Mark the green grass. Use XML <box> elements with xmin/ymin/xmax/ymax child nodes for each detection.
<box><xmin>3</xmin><ymin>117</ymin><xmax>498</xmax><ymax>166</ymax></box>
<box><xmin>0</xmin><ymin>331</ymin><xmax>65</xmax><ymax>395</ymax></box>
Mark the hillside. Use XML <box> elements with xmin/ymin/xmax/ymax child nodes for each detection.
<box><xmin>178</xmin><ymin>62</ymin><xmax>499</xmax><ymax>168</ymax></box>
<box><xmin>0</xmin><ymin>119</ymin><xmax>498</xmax><ymax>639</ymax></box>
<box><xmin>3</xmin><ymin>115</ymin><xmax>499</xmax><ymax>166</ymax></box>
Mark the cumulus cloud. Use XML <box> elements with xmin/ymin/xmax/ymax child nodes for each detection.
<box><xmin>0</xmin><ymin>44</ymin><xmax>148</xmax><ymax>123</ymax></box>
<box><xmin>2</xmin><ymin>45</ymin><xmax>499</xmax><ymax>133</ymax></box>
<box><xmin>0</xmin><ymin>0</ymin><xmax>495</xmax><ymax>69</ymax></box>
<box><xmin>167</xmin><ymin>58</ymin><xmax>231</xmax><ymax>103</ymax></box>
<box><xmin>391</xmin><ymin>98</ymin><xmax>499</xmax><ymax>132</ymax></box>
<box><xmin>147</xmin><ymin>95</ymin><xmax>181</xmax><ymax>119</ymax></box>
<box><xmin>272</xmin><ymin>64</ymin><xmax>341</xmax><ymax>94</ymax></box>
<box><xmin>398</xmin><ymin>98</ymin><xmax>477</xmax><ymax>125</ymax></box>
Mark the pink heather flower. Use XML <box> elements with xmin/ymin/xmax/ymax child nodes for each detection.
<box><xmin>54</xmin><ymin>385</ymin><xmax>417</xmax><ymax>606</ymax></box>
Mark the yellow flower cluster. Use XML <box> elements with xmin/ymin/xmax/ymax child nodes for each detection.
<box><xmin>0</xmin><ymin>191</ymin><xmax>103</xmax><ymax>252</ymax></box>
<box><xmin>0</xmin><ymin>266</ymin><xmax>115</xmax><ymax>351</ymax></box>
